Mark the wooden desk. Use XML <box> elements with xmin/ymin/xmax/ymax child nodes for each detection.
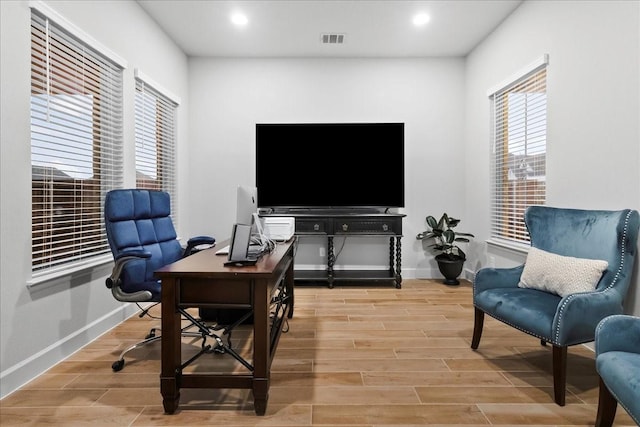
<box><xmin>155</xmin><ymin>239</ymin><xmax>295</xmax><ymax>415</ymax></box>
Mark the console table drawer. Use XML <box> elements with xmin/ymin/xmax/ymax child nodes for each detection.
<box><xmin>295</xmin><ymin>218</ymin><xmax>330</xmax><ymax>234</ymax></box>
<box><xmin>334</xmin><ymin>218</ymin><xmax>402</xmax><ymax>234</ymax></box>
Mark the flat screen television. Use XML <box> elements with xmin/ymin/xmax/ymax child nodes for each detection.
<box><xmin>256</xmin><ymin>122</ymin><xmax>404</xmax><ymax>211</ymax></box>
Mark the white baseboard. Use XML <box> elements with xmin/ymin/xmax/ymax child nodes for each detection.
<box><xmin>0</xmin><ymin>303</ymin><xmax>139</xmax><ymax>399</ymax></box>
<box><xmin>463</xmin><ymin>267</ymin><xmax>476</xmax><ymax>282</ymax></box>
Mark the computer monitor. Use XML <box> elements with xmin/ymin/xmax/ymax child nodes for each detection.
<box><xmin>225</xmin><ymin>223</ymin><xmax>258</xmax><ymax>265</ymax></box>
<box><xmin>236</xmin><ymin>185</ymin><xmax>257</xmax><ymax>225</ymax></box>
<box><xmin>235</xmin><ymin>185</ymin><xmax>266</xmax><ymax>249</ymax></box>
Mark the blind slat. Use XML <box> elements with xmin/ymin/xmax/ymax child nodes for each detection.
<box><xmin>31</xmin><ymin>9</ymin><xmax>123</xmax><ymax>273</ymax></box>
<box><xmin>490</xmin><ymin>67</ymin><xmax>547</xmax><ymax>244</ymax></box>
<box><xmin>134</xmin><ymin>77</ymin><xmax>178</xmax><ymax>222</ymax></box>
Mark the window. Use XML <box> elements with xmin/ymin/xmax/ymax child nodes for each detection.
<box><xmin>30</xmin><ymin>7</ymin><xmax>124</xmax><ymax>273</ymax></box>
<box><xmin>490</xmin><ymin>60</ymin><xmax>547</xmax><ymax>244</ymax></box>
<box><xmin>134</xmin><ymin>74</ymin><xmax>177</xmax><ymax>220</ymax></box>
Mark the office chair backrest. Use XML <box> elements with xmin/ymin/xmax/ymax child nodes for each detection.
<box><xmin>105</xmin><ymin>189</ymin><xmax>183</xmax><ymax>294</ymax></box>
<box><xmin>525</xmin><ymin>206</ymin><xmax>639</xmax><ymax>296</ymax></box>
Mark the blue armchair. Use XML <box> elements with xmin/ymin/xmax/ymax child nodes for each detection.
<box><xmin>472</xmin><ymin>206</ymin><xmax>639</xmax><ymax>406</ymax></box>
<box><xmin>595</xmin><ymin>314</ymin><xmax>640</xmax><ymax>427</ymax></box>
<box><xmin>104</xmin><ymin>189</ymin><xmax>216</xmax><ymax>371</ymax></box>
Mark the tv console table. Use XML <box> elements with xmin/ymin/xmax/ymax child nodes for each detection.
<box><xmin>261</xmin><ymin>211</ymin><xmax>404</xmax><ymax>288</ymax></box>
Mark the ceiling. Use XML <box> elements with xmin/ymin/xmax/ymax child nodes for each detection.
<box><xmin>137</xmin><ymin>0</ymin><xmax>523</xmax><ymax>58</ymax></box>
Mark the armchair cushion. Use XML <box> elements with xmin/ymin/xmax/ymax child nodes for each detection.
<box><xmin>597</xmin><ymin>351</ymin><xmax>640</xmax><ymax>419</ymax></box>
<box><xmin>475</xmin><ymin>286</ymin><xmax>561</xmax><ymax>339</ymax></box>
<box><xmin>518</xmin><ymin>247</ymin><xmax>608</xmax><ymax>297</ymax></box>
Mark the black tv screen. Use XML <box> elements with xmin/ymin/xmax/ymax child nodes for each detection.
<box><xmin>255</xmin><ymin>123</ymin><xmax>404</xmax><ymax>210</ymax></box>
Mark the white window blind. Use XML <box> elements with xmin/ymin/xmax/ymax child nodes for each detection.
<box><xmin>134</xmin><ymin>77</ymin><xmax>178</xmax><ymax>222</ymax></box>
<box><xmin>30</xmin><ymin>8</ymin><xmax>124</xmax><ymax>273</ymax></box>
<box><xmin>490</xmin><ymin>65</ymin><xmax>547</xmax><ymax>244</ymax></box>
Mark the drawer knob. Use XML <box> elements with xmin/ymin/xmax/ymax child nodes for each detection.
<box><xmin>314</xmin><ymin>224</ymin><xmax>320</xmax><ymax>231</ymax></box>
<box><xmin>382</xmin><ymin>224</ymin><xmax>389</xmax><ymax>232</ymax></box>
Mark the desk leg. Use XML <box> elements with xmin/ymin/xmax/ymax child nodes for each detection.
<box><xmin>286</xmin><ymin>253</ymin><xmax>295</xmax><ymax>319</ymax></box>
<box><xmin>252</xmin><ymin>278</ymin><xmax>269</xmax><ymax>415</ymax></box>
<box><xmin>160</xmin><ymin>277</ymin><xmax>181</xmax><ymax>414</ymax></box>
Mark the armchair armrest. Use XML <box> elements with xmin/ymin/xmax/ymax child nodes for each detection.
<box><xmin>596</xmin><ymin>314</ymin><xmax>640</xmax><ymax>355</ymax></box>
<box><xmin>106</xmin><ymin>250</ymin><xmax>153</xmax><ymax>303</ymax></box>
<box><xmin>553</xmin><ymin>289</ymin><xmax>625</xmax><ymax>345</ymax></box>
<box><xmin>183</xmin><ymin>236</ymin><xmax>216</xmax><ymax>257</ymax></box>
<box><xmin>474</xmin><ymin>265</ymin><xmax>524</xmax><ymax>295</ymax></box>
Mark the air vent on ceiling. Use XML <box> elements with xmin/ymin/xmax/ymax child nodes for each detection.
<box><xmin>321</xmin><ymin>33</ymin><xmax>345</xmax><ymax>44</ymax></box>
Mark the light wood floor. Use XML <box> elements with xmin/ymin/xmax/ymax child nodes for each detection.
<box><xmin>1</xmin><ymin>279</ymin><xmax>635</xmax><ymax>426</ymax></box>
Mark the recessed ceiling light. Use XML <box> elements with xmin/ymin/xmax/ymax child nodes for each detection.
<box><xmin>412</xmin><ymin>12</ymin><xmax>430</xmax><ymax>27</ymax></box>
<box><xmin>231</xmin><ymin>12</ymin><xmax>248</xmax><ymax>26</ymax></box>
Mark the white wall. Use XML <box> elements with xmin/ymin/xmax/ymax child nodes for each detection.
<box><xmin>0</xmin><ymin>0</ymin><xmax>189</xmax><ymax>398</ymax></box>
<box><xmin>2</xmin><ymin>0</ymin><xmax>639</xmax><ymax>401</ymax></box>
<box><xmin>464</xmin><ymin>0</ymin><xmax>640</xmax><ymax>314</ymax></box>
<box><xmin>186</xmin><ymin>57</ymin><xmax>466</xmax><ymax>276</ymax></box>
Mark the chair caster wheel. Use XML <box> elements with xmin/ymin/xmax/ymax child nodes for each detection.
<box><xmin>112</xmin><ymin>359</ymin><xmax>125</xmax><ymax>371</ymax></box>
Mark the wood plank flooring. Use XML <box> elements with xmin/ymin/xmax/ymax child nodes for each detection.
<box><xmin>1</xmin><ymin>279</ymin><xmax>636</xmax><ymax>426</ymax></box>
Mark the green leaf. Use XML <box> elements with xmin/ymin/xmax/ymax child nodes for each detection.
<box><xmin>416</xmin><ymin>231</ymin><xmax>435</xmax><ymax>240</ymax></box>
<box><xmin>437</xmin><ymin>214</ymin><xmax>447</xmax><ymax>230</ymax></box>
<box><xmin>448</xmin><ymin>217</ymin><xmax>460</xmax><ymax>228</ymax></box>
<box><xmin>426</xmin><ymin>215</ymin><xmax>438</xmax><ymax>229</ymax></box>
<box><xmin>456</xmin><ymin>232</ymin><xmax>475</xmax><ymax>237</ymax></box>
<box><xmin>442</xmin><ymin>229</ymin><xmax>455</xmax><ymax>243</ymax></box>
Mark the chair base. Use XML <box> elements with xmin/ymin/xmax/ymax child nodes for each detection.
<box><xmin>112</xmin><ymin>308</ymin><xmax>254</xmax><ymax>372</ymax></box>
<box><xmin>112</xmin><ymin>334</ymin><xmax>160</xmax><ymax>371</ymax></box>
<box><xmin>595</xmin><ymin>377</ymin><xmax>618</xmax><ymax>427</ymax></box>
<box><xmin>471</xmin><ymin>308</ymin><xmax>484</xmax><ymax>349</ymax></box>
<box><xmin>112</xmin><ymin>326</ymin><xmax>203</xmax><ymax>372</ymax></box>
<box><xmin>471</xmin><ymin>306</ymin><xmax>567</xmax><ymax>406</ymax></box>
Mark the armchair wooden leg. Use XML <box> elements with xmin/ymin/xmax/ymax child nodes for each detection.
<box><xmin>552</xmin><ymin>345</ymin><xmax>567</xmax><ymax>406</ymax></box>
<box><xmin>471</xmin><ymin>307</ymin><xmax>484</xmax><ymax>349</ymax></box>
<box><xmin>595</xmin><ymin>377</ymin><xmax>617</xmax><ymax>427</ymax></box>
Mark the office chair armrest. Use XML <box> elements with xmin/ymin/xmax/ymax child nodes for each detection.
<box><xmin>183</xmin><ymin>236</ymin><xmax>216</xmax><ymax>257</ymax></box>
<box><xmin>115</xmin><ymin>250</ymin><xmax>152</xmax><ymax>262</ymax></box>
<box><xmin>106</xmin><ymin>251</ymin><xmax>153</xmax><ymax>302</ymax></box>
<box><xmin>109</xmin><ymin>251</ymin><xmax>151</xmax><ymax>284</ymax></box>
<box><xmin>110</xmin><ymin>285</ymin><xmax>154</xmax><ymax>303</ymax></box>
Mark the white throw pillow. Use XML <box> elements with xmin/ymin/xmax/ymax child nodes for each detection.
<box><xmin>518</xmin><ymin>247</ymin><xmax>608</xmax><ymax>297</ymax></box>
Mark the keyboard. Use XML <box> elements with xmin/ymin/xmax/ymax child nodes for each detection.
<box><xmin>216</xmin><ymin>244</ymin><xmax>264</xmax><ymax>257</ymax></box>
<box><xmin>215</xmin><ymin>245</ymin><xmax>230</xmax><ymax>255</ymax></box>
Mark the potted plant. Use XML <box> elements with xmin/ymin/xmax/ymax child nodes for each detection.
<box><xmin>416</xmin><ymin>213</ymin><xmax>474</xmax><ymax>285</ymax></box>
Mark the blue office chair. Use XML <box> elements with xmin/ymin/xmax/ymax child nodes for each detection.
<box><xmin>104</xmin><ymin>189</ymin><xmax>217</xmax><ymax>371</ymax></box>
<box><xmin>472</xmin><ymin>206</ymin><xmax>639</xmax><ymax>406</ymax></box>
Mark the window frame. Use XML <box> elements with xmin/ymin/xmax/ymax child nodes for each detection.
<box><xmin>29</xmin><ymin>1</ymin><xmax>126</xmax><ymax>283</ymax></box>
<box><xmin>487</xmin><ymin>55</ymin><xmax>548</xmax><ymax>248</ymax></box>
<box><xmin>134</xmin><ymin>69</ymin><xmax>179</xmax><ymax>223</ymax></box>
